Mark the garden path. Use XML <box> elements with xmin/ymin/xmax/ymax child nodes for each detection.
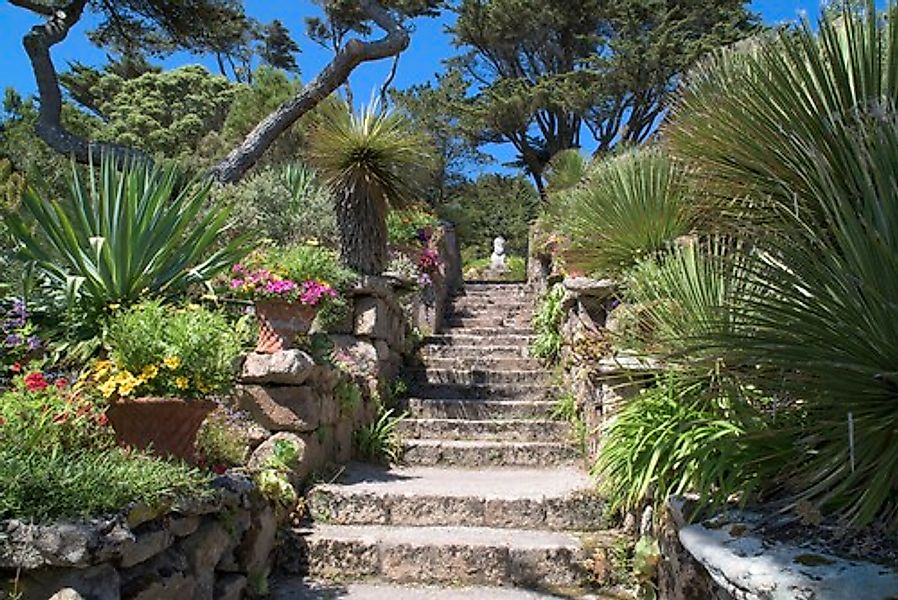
<box><xmin>276</xmin><ymin>283</ymin><xmax>609</xmax><ymax>598</ymax></box>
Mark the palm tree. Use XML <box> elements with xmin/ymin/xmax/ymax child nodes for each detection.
<box><xmin>308</xmin><ymin>100</ymin><xmax>432</xmax><ymax>275</ymax></box>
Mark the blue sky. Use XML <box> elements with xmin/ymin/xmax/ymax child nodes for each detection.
<box><xmin>0</xmin><ymin>1</ymin><xmax>847</xmax><ymax>170</ymax></box>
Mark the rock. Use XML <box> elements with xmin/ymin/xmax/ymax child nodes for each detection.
<box><xmin>236</xmin><ymin>503</ymin><xmax>277</xmax><ymax>577</ymax></box>
<box><xmin>0</xmin><ymin>520</ymin><xmax>100</xmax><ymax>569</ymax></box>
<box><xmin>240</xmin><ymin>350</ymin><xmax>316</xmax><ymax>385</ymax></box>
<box><xmin>374</xmin><ymin>339</ymin><xmax>391</xmax><ymax>361</ymax></box>
<box><xmin>248</xmin><ymin>432</ymin><xmax>323</xmax><ymax>485</ymax></box>
<box><xmin>168</xmin><ymin>516</ymin><xmax>200</xmax><ymax>538</ymax></box>
<box><xmin>350</xmin><ymin>276</ymin><xmax>395</xmax><ymax>299</ymax></box>
<box><xmin>354</xmin><ymin>297</ymin><xmax>393</xmax><ymax>340</ymax></box>
<box><xmin>329</xmin><ymin>336</ymin><xmax>379</xmax><ymax>378</ymax></box>
<box><xmin>126</xmin><ymin>504</ymin><xmax>166</xmax><ymax>529</ymax></box>
<box><xmin>128</xmin><ymin>572</ymin><xmax>197</xmax><ymax>600</ymax></box>
<box><xmin>21</xmin><ymin>564</ymin><xmax>120</xmax><ymax>600</ymax></box>
<box><xmin>179</xmin><ymin>521</ymin><xmax>232</xmax><ymax>600</ymax></box>
<box><xmin>48</xmin><ymin>588</ymin><xmax>85</xmax><ymax>600</ymax></box>
<box><xmin>214</xmin><ymin>574</ymin><xmax>247</xmax><ymax>600</ymax></box>
<box><xmin>119</xmin><ymin>528</ymin><xmax>173</xmax><ymax>568</ymax></box>
<box><xmin>234</xmin><ymin>385</ymin><xmax>321</xmax><ymax>433</ymax></box>
<box><xmin>334</xmin><ymin>419</ymin><xmax>354</xmax><ymax>464</ymax></box>
<box><xmin>562</xmin><ymin>276</ymin><xmax>616</xmax><ymax>299</ymax></box>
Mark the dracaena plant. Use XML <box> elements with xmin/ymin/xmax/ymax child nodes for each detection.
<box><xmin>5</xmin><ymin>155</ymin><xmax>248</xmax><ymax>313</ymax></box>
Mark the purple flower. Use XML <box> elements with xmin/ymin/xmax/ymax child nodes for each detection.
<box><xmin>417</xmin><ymin>272</ymin><xmax>433</xmax><ymax>287</ymax></box>
<box><xmin>27</xmin><ymin>336</ymin><xmax>41</xmax><ymax>351</ymax></box>
<box><xmin>299</xmin><ymin>280</ymin><xmax>337</xmax><ymax>306</ymax></box>
<box><xmin>5</xmin><ymin>334</ymin><xmax>22</xmax><ymax>348</ymax></box>
<box><xmin>264</xmin><ymin>279</ymin><xmax>298</xmax><ymax>296</ymax></box>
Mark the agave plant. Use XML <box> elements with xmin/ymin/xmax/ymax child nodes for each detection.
<box><xmin>5</xmin><ymin>156</ymin><xmax>247</xmax><ymax>313</ymax></box>
<box><xmin>550</xmin><ymin>147</ymin><xmax>698</xmax><ymax>277</ymax></box>
<box><xmin>308</xmin><ymin>101</ymin><xmax>432</xmax><ymax>275</ymax></box>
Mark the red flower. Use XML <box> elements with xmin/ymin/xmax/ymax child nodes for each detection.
<box><xmin>23</xmin><ymin>372</ymin><xmax>49</xmax><ymax>391</ymax></box>
<box><xmin>95</xmin><ymin>413</ymin><xmax>109</xmax><ymax>427</ymax></box>
<box><xmin>212</xmin><ymin>464</ymin><xmax>227</xmax><ymax>475</ymax></box>
<box><xmin>10</xmin><ymin>362</ymin><xmax>22</xmax><ymax>373</ymax></box>
<box><xmin>55</xmin><ymin>377</ymin><xmax>68</xmax><ymax>390</ymax></box>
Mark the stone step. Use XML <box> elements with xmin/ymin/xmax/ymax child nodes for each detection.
<box><xmin>441</xmin><ymin>326</ymin><xmax>534</xmax><ymax>337</ymax></box>
<box><xmin>406</xmin><ymin>382</ymin><xmax>554</xmax><ymax>401</ymax></box>
<box><xmin>449</xmin><ymin>299</ymin><xmax>532</xmax><ymax>311</ymax></box>
<box><xmin>444</xmin><ymin>317</ymin><xmax>533</xmax><ymax>329</ymax></box>
<box><xmin>461</xmin><ymin>283</ymin><xmax>531</xmax><ymax>293</ymax></box>
<box><xmin>412</xmin><ymin>368</ymin><xmax>550</xmax><ymax>386</ymax></box>
<box><xmin>406</xmin><ymin>398</ymin><xmax>555</xmax><ymax>420</ymax></box>
<box><xmin>425</xmin><ymin>334</ymin><xmax>535</xmax><ymax>348</ymax></box>
<box><xmin>292</xmin><ymin>523</ymin><xmax>593</xmax><ymax>590</ymax></box>
<box><xmin>420</xmin><ymin>357</ymin><xmax>543</xmax><ymax>372</ymax></box>
<box><xmin>308</xmin><ymin>464</ymin><xmax>605</xmax><ymax>531</ymax></box>
<box><xmin>270</xmin><ymin>580</ymin><xmax>571</xmax><ymax>599</ymax></box>
<box><xmin>399</xmin><ymin>418</ymin><xmax>569</xmax><ymax>442</ymax></box>
<box><xmin>419</xmin><ymin>345</ymin><xmax>532</xmax><ymax>360</ymax></box>
<box><xmin>402</xmin><ymin>439</ymin><xmax>581</xmax><ymax>468</ymax></box>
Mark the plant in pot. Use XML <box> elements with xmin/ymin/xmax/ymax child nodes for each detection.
<box><xmin>90</xmin><ymin>301</ymin><xmax>249</xmax><ymax>462</ymax></box>
<box><xmin>227</xmin><ymin>244</ymin><xmax>354</xmax><ymax>353</ymax></box>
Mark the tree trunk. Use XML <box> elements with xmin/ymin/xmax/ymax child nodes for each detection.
<box><xmin>337</xmin><ymin>188</ymin><xmax>388</xmax><ymax>276</ymax></box>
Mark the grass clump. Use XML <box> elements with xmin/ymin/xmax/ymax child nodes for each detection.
<box><xmin>531</xmin><ymin>283</ymin><xmax>566</xmax><ymax>363</ymax></box>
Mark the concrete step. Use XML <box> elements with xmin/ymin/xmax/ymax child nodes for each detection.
<box><xmin>412</xmin><ymin>368</ymin><xmax>550</xmax><ymax>386</ymax></box>
<box><xmin>402</xmin><ymin>439</ymin><xmax>581</xmax><ymax>468</ymax></box>
<box><xmin>406</xmin><ymin>398</ymin><xmax>555</xmax><ymax>420</ymax></box>
<box><xmin>399</xmin><ymin>418</ymin><xmax>569</xmax><ymax>442</ymax></box>
<box><xmin>270</xmin><ymin>579</ymin><xmax>570</xmax><ymax>599</ymax></box>
<box><xmin>420</xmin><ymin>357</ymin><xmax>544</xmax><ymax>372</ymax></box>
<box><xmin>425</xmin><ymin>334</ymin><xmax>535</xmax><ymax>348</ymax></box>
<box><xmin>308</xmin><ymin>464</ymin><xmax>605</xmax><ymax>531</ymax></box>
<box><xmin>419</xmin><ymin>345</ymin><xmax>532</xmax><ymax>360</ymax></box>
<box><xmin>406</xmin><ymin>382</ymin><xmax>554</xmax><ymax>401</ymax></box>
<box><xmin>291</xmin><ymin>523</ymin><xmax>594</xmax><ymax>590</ymax></box>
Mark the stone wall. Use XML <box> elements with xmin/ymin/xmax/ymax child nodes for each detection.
<box><xmin>1</xmin><ymin>474</ymin><xmax>274</xmax><ymax>600</ymax></box>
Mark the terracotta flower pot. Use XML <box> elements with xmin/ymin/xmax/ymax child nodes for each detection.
<box><xmin>106</xmin><ymin>396</ymin><xmax>216</xmax><ymax>463</ymax></box>
<box><xmin>254</xmin><ymin>299</ymin><xmax>316</xmax><ymax>354</ymax></box>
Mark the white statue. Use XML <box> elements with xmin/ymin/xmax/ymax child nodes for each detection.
<box><xmin>490</xmin><ymin>236</ymin><xmax>507</xmax><ymax>271</ymax></box>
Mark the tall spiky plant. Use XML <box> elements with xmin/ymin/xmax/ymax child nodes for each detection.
<box><xmin>550</xmin><ymin>147</ymin><xmax>698</xmax><ymax>277</ymax></box>
<box><xmin>308</xmin><ymin>101</ymin><xmax>432</xmax><ymax>275</ymax></box>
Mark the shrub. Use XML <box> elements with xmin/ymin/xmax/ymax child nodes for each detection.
<box><xmin>531</xmin><ymin>283</ymin><xmax>566</xmax><ymax>362</ymax></box>
<box><xmin>549</xmin><ymin>147</ymin><xmax>697</xmax><ymax>276</ymax></box>
<box><xmin>387</xmin><ymin>205</ymin><xmax>441</xmax><ymax>247</ymax></box>
<box><xmin>211</xmin><ymin>163</ymin><xmax>340</xmax><ymax>249</ymax></box>
<box><xmin>99</xmin><ymin>301</ymin><xmax>249</xmax><ymax>401</ymax></box>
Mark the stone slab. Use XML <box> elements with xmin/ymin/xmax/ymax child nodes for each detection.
<box><xmin>270</xmin><ymin>579</ymin><xmax>569</xmax><ymax>599</ymax></box>
<box><xmin>401</xmin><ymin>439</ymin><xmax>580</xmax><ymax>468</ymax></box>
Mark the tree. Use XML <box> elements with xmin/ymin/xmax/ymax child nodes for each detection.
<box><xmin>308</xmin><ymin>101</ymin><xmax>432</xmax><ymax>275</ymax></box>
<box><xmin>444</xmin><ymin>0</ymin><xmax>757</xmax><ymax>193</ymax></box>
<box><xmin>261</xmin><ymin>19</ymin><xmax>301</xmax><ymax>74</ymax></box>
<box><xmin>8</xmin><ymin>0</ymin><xmax>440</xmax><ymax>183</ymax></box>
<box><xmin>391</xmin><ymin>70</ymin><xmax>492</xmax><ymax>203</ymax></box>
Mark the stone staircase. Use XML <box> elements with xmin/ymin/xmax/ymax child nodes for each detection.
<box><xmin>275</xmin><ymin>283</ymin><xmax>609</xmax><ymax>598</ymax></box>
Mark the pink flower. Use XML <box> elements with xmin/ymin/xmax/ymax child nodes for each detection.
<box><xmin>229</xmin><ymin>278</ymin><xmax>244</xmax><ymax>289</ymax></box>
<box><xmin>24</xmin><ymin>372</ymin><xmax>48</xmax><ymax>392</ymax></box>
<box><xmin>299</xmin><ymin>280</ymin><xmax>337</xmax><ymax>306</ymax></box>
<box><xmin>55</xmin><ymin>377</ymin><xmax>68</xmax><ymax>390</ymax></box>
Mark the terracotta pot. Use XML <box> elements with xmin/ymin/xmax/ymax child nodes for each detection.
<box><xmin>254</xmin><ymin>299</ymin><xmax>316</xmax><ymax>354</ymax></box>
<box><xmin>106</xmin><ymin>396</ymin><xmax>216</xmax><ymax>463</ymax></box>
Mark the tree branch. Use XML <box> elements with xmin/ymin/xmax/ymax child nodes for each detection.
<box><xmin>18</xmin><ymin>0</ymin><xmax>148</xmax><ymax>164</ymax></box>
<box><xmin>209</xmin><ymin>0</ymin><xmax>411</xmax><ymax>183</ymax></box>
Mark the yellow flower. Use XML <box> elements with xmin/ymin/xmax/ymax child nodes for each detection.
<box><xmin>175</xmin><ymin>376</ymin><xmax>190</xmax><ymax>390</ymax></box>
<box><xmin>99</xmin><ymin>379</ymin><xmax>118</xmax><ymax>399</ymax></box>
<box><xmin>91</xmin><ymin>360</ymin><xmax>113</xmax><ymax>381</ymax></box>
<box><xmin>141</xmin><ymin>365</ymin><xmax>159</xmax><ymax>380</ymax></box>
<box><xmin>305</xmin><ymin>238</ymin><xmax>320</xmax><ymax>247</ymax></box>
<box><xmin>116</xmin><ymin>372</ymin><xmax>141</xmax><ymax>397</ymax></box>
<box><xmin>163</xmin><ymin>356</ymin><xmax>181</xmax><ymax>370</ymax></box>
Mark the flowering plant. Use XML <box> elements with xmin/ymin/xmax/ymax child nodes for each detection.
<box><xmin>94</xmin><ymin>301</ymin><xmax>248</xmax><ymax>401</ymax></box>
<box><xmin>227</xmin><ymin>264</ymin><xmax>337</xmax><ymax>307</ymax></box>
<box><xmin>1</xmin><ymin>299</ymin><xmax>42</xmax><ymax>378</ymax></box>
<box><xmin>417</xmin><ymin>247</ymin><xmax>442</xmax><ymax>273</ymax></box>
<box><xmin>1</xmin><ymin>368</ymin><xmax>111</xmax><ymax>452</ymax></box>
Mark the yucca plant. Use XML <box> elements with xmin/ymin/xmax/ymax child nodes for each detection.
<box><xmin>308</xmin><ymin>101</ymin><xmax>432</xmax><ymax>275</ymax></box>
<box><xmin>5</xmin><ymin>156</ymin><xmax>247</xmax><ymax>313</ymax></box>
<box><xmin>545</xmin><ymin>148</ymin><xmax>588</xmax><ymax>196</ymax></box>
<box><xmin>551</xmin><ymin>147</ymin><xmax>698</xmax><ymax>277</ymax></box>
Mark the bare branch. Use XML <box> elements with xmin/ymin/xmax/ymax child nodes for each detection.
<box><xmin>18</xmin><ymin>0</ymin><xmax>147</xmax><ymax>164</ymax></box>
<box><xmin>209</xmin><ymin>0</ymin><xmax>411</xmax><ymax>183</ymax></box>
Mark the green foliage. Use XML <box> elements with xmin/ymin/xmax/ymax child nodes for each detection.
<box><xmin>531</xmin><ymin>283</ymin><xmax>566</xmax><ymax>362</ymax></box>
<box><xmin>266</xmin><ymin>244</ymin><xmax>357</xmax><ymax>290</ymax></box>
<box><xmin>354</xmin><ymin>408</ymin><xmax>407</xmax><ymax>464</ymax></box>
<box><xmin>196</xmin><ymin>409</ymin><xmax>250</xmax><ymax>468</ymax></box>
<box><xmin>545</xmin><ymin>149</ymin><xmax>588</xmax><ymax>196</ymax></box>
<box><xmin>550</xmin><ymin>147</ymin><xmax>697</xmax><ymax>276</ymax></box>
<box><xmin>441</xmin><ymin>173</ymin><xmax>538</xmax><ymax>260</ymax></box>
<box><xmin>69</xmin><ymin>66</ymin><xmax>235</xmax><ymax>162</ymax></box>
<box><xmin>5</xmin><ymin>156</ymin><xmax>248</xmax><ymax>316</ymax></box>
<box><xmin>104</xmin><ymin>301</ymin><xmax>249</xmax><ymax>400</ymax></box>
<box><xmin>0</xmin><ymin>373</ymin><xmax>210</xmax><ymax>523</ymax></box>
<box><xmin>551</xmin><ymin>391</ymin><xmax>588</xmax><ymax>455</ymax></box>
<box><xmin>212</xmin><ymin>163</ymin><xmax>339</xmax><ymax>248</ymax></box>
<box><xmin>592</xmin><ymin>374</ymin><xmax>761</xmax><ymax>515</ymax></box>
<box><xmin>309</xmin><ymin>100</ymin><xmax>434</xmax><ymax>275</ymax></box>
<box><xmin>387</xmin><ymin>205</ymin><xmax>441</xmax><ymax>246</ymax></box>
<box><xmin>255</xmin><ymin>438</ymin><xmax>300</xmax><ymax>509</ymax></box>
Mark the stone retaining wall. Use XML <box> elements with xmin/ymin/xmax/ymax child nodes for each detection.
<box><xmin>1</xmin><ymin>474</ymin><xmax>273</xmax><ymax>600</ymax></box>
